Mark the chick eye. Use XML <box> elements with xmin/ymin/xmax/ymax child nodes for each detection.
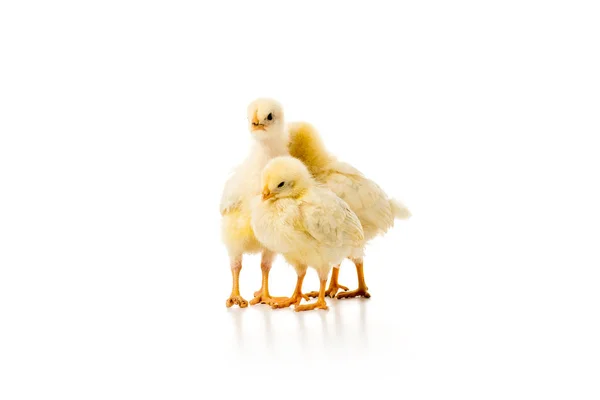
<box><xmin>267</xmin><ymin>113</ymin><xmax>273</xmax><ymax>121</ymax></box>
<box><xmin>277</xmin><ymin>181</ymin><xmax>285</xmax><ymax>188</ymax></box>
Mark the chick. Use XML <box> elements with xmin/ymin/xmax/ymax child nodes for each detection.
<box><xmin>287</xmin><ymin>122</ymin><xmax>411</xmax><ymax>299</ymax></box>
<box><xmin>221</xmin><ymin>98</ymin><xmax>290</xmax><ymax>308</ymax></box>
<box><xmin>251</xmin><ymin>156</ymin><xmax>365</xmax><ymax>311</ymax></box>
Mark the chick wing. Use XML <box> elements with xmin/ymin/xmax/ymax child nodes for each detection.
<box><xmin>299</xmin><ymin>189</ymin><xmax>364</xmax><ymax>248</ymax></box>
<box><xmin>220</xmin><ymin>174</ymin><xmax>243</xmax><ymax>215</ymax></box>
<box><xmin>323</xmin><ymin>162</ymin><xmax>393</xmax><ymax>237</ymax></box>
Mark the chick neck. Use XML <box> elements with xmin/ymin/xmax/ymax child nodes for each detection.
<box><xmin>252</xmin><ymin>125</ymin><xmax>290</xmax><ymax>160</ymax></box>
<box><xmin>287</xmin><ymin>125</ymin><xmax>332</xmax><ymax>175</ymax></box>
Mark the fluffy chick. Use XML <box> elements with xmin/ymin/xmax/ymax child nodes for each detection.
<box><xmin>221</xmin><ymin>98</ymin><xmax>290</xmax><ymax>308</ymax></box>
<box><xmin>251</xmin><ymin>156</ymin><xmax>365</xmax><ymax>311</ymax></box>
<box><xmin>287</xmin><ymin>122</ymin><xmax>411</xmax><ymax>299</ymax></box>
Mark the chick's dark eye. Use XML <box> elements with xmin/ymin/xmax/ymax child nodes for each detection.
<box><xmin>277</xmin><ymin>181</ymin><xmax>285</xmax><ymax>188</ymax></box>
<box><xmin>267</xmin><ymin>113</ymin><xmax>273</xmax><ymax>121</ymax></box>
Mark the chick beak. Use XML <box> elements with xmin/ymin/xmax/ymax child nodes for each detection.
<box><xmin>262</xmin><ymin>186</ymin><xmax>273</xmax><ymax>201</ymax></box>
<box><xmin>251</xmin><ymin>110</ymin><xmax>265</xmax><ymax>131</ymax></box>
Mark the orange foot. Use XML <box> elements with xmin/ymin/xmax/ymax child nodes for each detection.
<box><xmin>271</xmin><ymin>292</ymin><xmax>310</xmax><ymax>309</ymax></box>
<box><xmin>250</xmin><ymin>290</ymin><xmax>288</xmax><ymax>306</ymax></box>
<box><xmin>307</xmin><ymin>283</ymin><xmax>349</xmax><ymax>298</ymax></box>
<box><xmin>226</xmin><ymin>295</ymin><xmax>248</xmax><ymax>308</ymax></box>
<box><xmin>336</xmin><ymin>287</ymin><xmax>371</xmax><ymax>299</ymax></box>
<box><xmin>295</xmin><ymin>298</ymin><xmax>329</xmax><ymax>312</ymax></box>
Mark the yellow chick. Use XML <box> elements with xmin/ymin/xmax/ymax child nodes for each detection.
<box><xmin>221</xmin><ymin>98</ymin><xmax>290</xmax><ymax>308</ymax></box>
<box><xmin>287</xmin><ymin>122</ymin><xmax>411</xmax><ymax>299</ymax></box>
<box><xmin>251</xmin><ymin>156</ymin><xmax>365</xmax><ymax>311</ymax></box>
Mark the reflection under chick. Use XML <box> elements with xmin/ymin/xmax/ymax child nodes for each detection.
<box><xmin>227</xmin><ymin>308</ymin><xmax>245</xmax><ymax>351</ymax></box>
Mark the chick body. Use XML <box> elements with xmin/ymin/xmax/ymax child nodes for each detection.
<box><xmin>287</xmin><ymin>122</ymin><xmax>411</xmax><ymax>298</ymax></box>
<box><xmin>251</xmin><ymin>156</ymin><xmax>364</xmax><ymax>311</ymax></box>
<box><xmin>221</xmin><ymin>152</ymin><xmax>278</xmax><ymax>256</ymax></box>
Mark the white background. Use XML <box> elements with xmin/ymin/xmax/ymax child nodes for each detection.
<box><xmin>1</xmin><ymin>1</ymin><xmax>599</xmax><ymax>398</ymax></box>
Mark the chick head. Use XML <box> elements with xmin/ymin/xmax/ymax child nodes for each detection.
<box><xmin>261</xmin><ymin>156</ymin><xmax>312</xmax><ymax>201</ymax></box>
<box><xmin>247</xmin><ymin>98</ymin><xmax>285</xmax><ymax>141</ymax></box>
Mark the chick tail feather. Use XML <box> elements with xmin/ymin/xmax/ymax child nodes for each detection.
<box><xmin>390</xmin><ymin>198</ymin><xmax>412</xmax><ymax>220</ymax></box>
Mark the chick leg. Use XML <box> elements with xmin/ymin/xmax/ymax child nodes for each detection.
<box><xmin>295</xmin><ymin>277</ymin><xmax>329</xmax><ymax>312</ymax></box>
<box><xmin>271</xmin><ymin>266</ymin><xmax>310</xmax><ymax>309</ymax></box>
<box><xmin>225</xmin><ymin>256</ymin><xmax>248</xmax><ymax>308</ymax></box>
<box><xmin>336</xmin><ymin>258</ymin><xmax>371</xmax><ymax>299</ymax></box>
<box><xmin>306</xmin><ymin>265</ymin><xmax>348</xmax><ymax>298</ymax></box>
<box><xmin>250</xmin><ymin>250</ymin><xmax>288</xmax><ymax>306</ymax></box>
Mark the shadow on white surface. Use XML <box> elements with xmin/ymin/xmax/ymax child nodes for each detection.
<box><xmin>226</xmin><ymin>298</ymin><xmax>370</xmax><ymax>361</ymax></box>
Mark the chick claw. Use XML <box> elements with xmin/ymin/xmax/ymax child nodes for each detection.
<box><xmin>307</xmin><ymin>283</ymin><xmax>349</xmax><ymax>299</ymax></box>
<box><xmin>271</xmin><ymin>293</ymin><xmax>310</xmax><ymax>309</ymax></box>
<box><xmin>336</xmin><ymin>287</ymin><xmax>371</xmax><ymax>299</ymax></box>
<box><xmin>294</xmin><ymin>299</ymin><xmax>329</xmax><ymax>312</ymax></box>
<box><xmin>226</xmin><ymin>295</ymin><xmax>248</xmax><ymax>308</ymax></box>
<box><xmin>250</xmin><ymin>291</ymin><xmax>288</xmax><ymax>307</ymax></box>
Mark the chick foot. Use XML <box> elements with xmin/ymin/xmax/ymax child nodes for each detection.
<box><xmin>294</xmin><ymin>298</ymin><xmax>328</xmax><ymax>312</ymax></box>
<box><xmin>270</xmin><ymin>271</ymin><xmax>309</xmax><ymax>309</ymax></box>
<box><xmin>226</xmin><ymin>295</ymin><xmax>248</xmax><ymax>308</ymax></box>
<box><xmin>306</xmin><ymin>283</ymin><xmax>349</xmax><ymax>298</ymax></box>
<box><xmin>250</xmin><ymin>252</ymin><xmax>282</xmax><ymax>306</ymax></box>
<box><xmin>336</xmin><ymin>287</ymin><xmax>371</xmax><ymax>299</ymax></box>
<box><xmin>226</xmin><ymin>263</ymin><xmax>247</xmax><ymax>308</ymax></box>
<box><xmin>306</xmin><ymin>267</ymin><xmax>347</xmax><ymax>298</ymax></box>
<box><xmin>250</xmin><ymin>290</ymin><xmax>288</xmax><ymax>306</ymax></box>
<box><xmin>336</xmin><ymin>260</ymin><xmax>371</xmax><ymax>299</ymax></box>
<box><xmin>296</xmin><ymin>277</ymin><xmax>329</xmax><ymax>311</ymax></box>
<box><xmin>271</xmin><ymin>292</ymin><xmax>310</xmax><ymax>309</ymax></box>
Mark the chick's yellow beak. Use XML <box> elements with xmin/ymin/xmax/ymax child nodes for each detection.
<box><xmin>262</xmin><ymin>186</ymin><xmax>273</xmax><ymax>201</ymax></box>
<box><xmin>251</xmin><ymin>110</ymin><xmax>265</xmax><ymax>131</ymax></box>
